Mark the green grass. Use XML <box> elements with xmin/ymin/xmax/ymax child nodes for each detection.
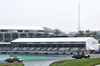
<box><xmin>0</xmin><ymin>63</ymin><xmax>24</xmax><ymax>66</ymax></box>
<box><xmin>50</xmin><ymin>58</ymin><xmax>100</xmax><ymax>66</ymax></box>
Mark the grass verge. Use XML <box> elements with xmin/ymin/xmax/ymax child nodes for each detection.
<box><xmin>49</xmin><ymin>58</ymin><xmax>100</xmax><ymax>66</ymax></box>
<box><xmin>0</xmin><ymin>63</ymin><xmax>24</xmax><ymax>66</ymax></box>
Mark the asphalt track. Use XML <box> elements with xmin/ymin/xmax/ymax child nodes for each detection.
<box><xmin>23</xmin><ymin>54</ymin><xmax>100</xmax><ymax>66</ymax></box>
<box><xmin>23</xmin><ymin>55</ymin><xmax>73</xmax><ymax>66</ymax></box>
<box><xmin>0</xmin><ymin>54</ymin><xmax>100</xmax><ymax>66</ymax></box>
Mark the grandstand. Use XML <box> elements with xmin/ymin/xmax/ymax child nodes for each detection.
<box><xmin>0</xmin><ymin>26</ymin><xmax>99</xmax><ymax>54</ymax></box>
<box><xmin>0</xmin><ymin>26</ymin><xmax>52</xmax><ymax>43</ymax></box>
<box><xmin>3</xmin><ymin>37</ymin><xmax>98</xmax><ymax>54</ymax></box>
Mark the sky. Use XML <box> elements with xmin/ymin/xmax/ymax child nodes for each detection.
<box><xmin>0</xmin><ymin>0</ymin><xmax>100</xmax><ymax>32</ymax></box>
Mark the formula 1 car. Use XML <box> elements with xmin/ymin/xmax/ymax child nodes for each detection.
<box><xmin>5</xmin><ymin>55</ymin><xmax>23</xmax><ymax>63</ymax></box>
<box><xmin>5</xmin><ymin>58</ymin><xmax>14</xmax><ymax>63</ymax></box>
<box><xmin>72</xmin><ymin>51</ymin><xmax>90</xmax><ymax>59</ymax></box>
<box><xmin>13</xmin><ymin>57</ymin><xmax>23</xmax><ymax>62</ymax></box>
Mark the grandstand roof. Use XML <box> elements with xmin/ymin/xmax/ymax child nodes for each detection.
<box><xmin>11</xmin><ymin>37</ymin><xmax>96</xmax><ymax>42</ymax></box>
<box><xmin>0</xmin><ymin>26</ymin><xmax>44</xmax><ymax>30</ymax></box>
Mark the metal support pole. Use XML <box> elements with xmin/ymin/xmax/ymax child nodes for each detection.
<box><xmin>3</xmin><ymin>33</ymin><xmax>4</xmax><ymax>42</ymax></box>
<box><xmin>78</xmin><ymin>0</ymin><xmax>80</xmax><ymax>32</ymax></box>
<box><xmin>10</xmin><ymin>33</ymin><xmax>12</xmax><ymax>41</ymax></box>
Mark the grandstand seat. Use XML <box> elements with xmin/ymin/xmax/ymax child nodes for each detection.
<box><xmin>22</xmin><ymin>47</ymin><xmax>30</xmax><ymax>51</ymax></box>
<box><xmin>35</xmin><ymin>47</ymin><xmax>41</xmax><ymax>51</ymax></box>
<box><xmin>29</xmin><ymin>47</ymin><xmax>36</xmax><ymax>51</ymax></box>
<box><xmin>66</xmin><ymin>47</ymin><xmax>70</xmax><ymax>50</ymax></box>
<box><xmin>59</xmin><ymin>47</ymin><xmax>66</xmax><ymax>51</ymax></box>
<box><xmin>41</xmin><ymin>47</ymin><xmax>47</xmax><ymax>51</ymax></box>
<box><xmin>47</xmin><ymin>47</ymin><xmax>53</xmax><ymax>51</ymax></box>
<box><xmin>12</xmin><ymin>47</ymin><xmax>19</xmax><ymax>51</ymax></box>
<box><xmin>52</xmin><ymin>47</ymin><xmax>58</xmax><ymax>51</ymax></box>
<box><xmin>72</xmin><ymin>47</ymin><xmax>79</xmax><ymax>51</ymax></box>
<box><xmin>18</xmin><ymin>47</ymin><xmax>22</xmax><ymax>51</ymax></box>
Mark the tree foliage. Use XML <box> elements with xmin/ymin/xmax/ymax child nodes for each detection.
<box><xmin>78</xmin><ymin>30</ymin><xmax>84</xmax><ymax>36</ymax></box>
<box><xmin>54</xmin><ymin>29</ymin><xmax>60</xmax><ymax>36</ymax></box>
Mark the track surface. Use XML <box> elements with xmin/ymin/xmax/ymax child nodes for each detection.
<box><xmin>0</xmin><ymin>54</ymin><xmax>100</xmax><ymax>66</ymax></box>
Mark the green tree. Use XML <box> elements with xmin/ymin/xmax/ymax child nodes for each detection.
<box><xmin>79</xmin><ymin>30</ymin><xmax>84</xmax><ymax>36</ymax></box>
<box><xmin>54</xmin><ymin>30</ymin><xmax>60</xmax><ymax>36</ymax></box>
<box><xmin>85</xmin><ymin>29</ymin><xmax>90</xmax><ymax>34</ymax></box>
<box><xmin>92</xmin><ymin>31</ymin><xmax>97</xmax><ymax>37</ymax></box>
<box><xmin>85</xmin><ymin>29</ymin><xmax>90</xmax><ymax>37</ymax></box>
